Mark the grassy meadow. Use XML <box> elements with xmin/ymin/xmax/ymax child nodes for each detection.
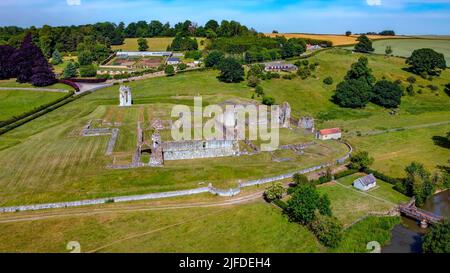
<box><xmin>344</xmin><ymin>38</ymin><xmax>450</xmax><ymax>64</ymax></box>
<box><xmin>0</xmin><ymin>192</ymin><xmax>404</xmax><ymax>253</ymax></box>
<box><xmin>0</xmin><ymin>90</ymin><xmax>68</xmax><ymax>121</ymax></box>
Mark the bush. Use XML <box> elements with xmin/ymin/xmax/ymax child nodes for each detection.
<box><xmin>427</xmin><ymin>84</ymin><xmax>439</xmax><ymax>91</ymax></box>
<box><xmin>165</xmin><ymin>65</ymin><xmax>175</xmax><ymax>76</ymax></box>
<box><xmin>282</xmin><ymin>73</ymin><xmax>296</xmax><ymax>80</ymax></box>
<box><xmin>79</xmin><ymin>65</ymin><xmax>97</xmax><ymax>77</ymax></box>
<box><xmin>255</xmin><ymin>85</ymin><xmax>264</xmax><ymax>97</ymax></box>
<box><xmin>293</xmin><ymin>173</ymin><xmax>309</xmax><ymax>186</ymax></box>
<box><xmin>262</xmin><ymin>96</ymin><xmax>275</xmax><ymax>106</ymax></box>
<box><xmin>309</xmin><ymin>214</ymin><xmax>343</xmax><ymax>248</ymax></box>
<box><xmin>334</xmin><ymin>169</ymin><xmax>359</xmax><ymax>179</ymax></box>
<box><xmin>287</xmin><ymin>184</ymin><xmax>332</xmax><ymax>225</ymax></box>
<box><xmin>372</xmin><ymin>80</ymin><xmax>403</xmax><ymax>108</ymax></box>
<box><xmin>349</xmin><ymin>151</ymin><xmax>374</xmax><ymax>170</ymax></box>
<box><xmin>407</xmin><ymin>76</ymin><xmax>416</xmax><ymax>84</ymax></box>
<box><xmin>323</xmin><ymin>76</ymin><xmax>333</xmax><ymax>85</ymax></box>
<box><xmin>273</xmin><ymin>199</ymin><xmax>288</xmax><ymax>211</ymax></box>
<box><xmin>264</xmin><ymin>183</ymin><xmax>285</xmax><ymax>202</ymax></box>
<box><xmin>177</xmin><ymin>63</ymin><xmax>187</xmax><ymax>71</ymax></box>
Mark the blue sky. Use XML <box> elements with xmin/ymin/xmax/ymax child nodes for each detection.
<box><xmin>0</xmin><ymin>0</ymin><xmax>449</xmax><ymax>34</ymax></box>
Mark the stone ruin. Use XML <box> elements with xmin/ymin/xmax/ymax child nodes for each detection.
<box><xmin>279</xmin><ymin>102</ymin><xmax>291</xmax><ymax>128</ymax></box>
<box><xmin>298</xmin><ymin>116</ymin><xmax>315</xmax><ymax>132</ymax></box>
<box><xmin>119</xmin><ymin>85</ymin><xmax>132</xmax><ymax>107</ymax></box>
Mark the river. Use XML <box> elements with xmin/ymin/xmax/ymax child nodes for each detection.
<box><xmin>382</xmin><ymin>190</ymin><xmax>449</xmax><ymax>253</ymax></box>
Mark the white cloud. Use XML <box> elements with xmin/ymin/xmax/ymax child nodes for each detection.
<box><xmin>367</xmin><ymin>0</ymin><xmax>382</xmax><ymax>6</ymax></box>
<box><xmin>67</xmin><ymin>0</ymin><xmax>81</xmax><ymax>6</ymax></box>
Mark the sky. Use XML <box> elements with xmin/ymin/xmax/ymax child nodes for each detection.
<box><xmin>0</xmin><ymin>0</ymin><xmax>449</xmax><ymax>35</ymax></box>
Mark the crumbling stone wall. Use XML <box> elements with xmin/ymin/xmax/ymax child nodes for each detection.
<box><xmin>162</xmin><ymin>140</ymin><xmax>239</xmax><ymax>161</ymax></box>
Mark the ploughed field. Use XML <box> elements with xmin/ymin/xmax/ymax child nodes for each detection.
<box><xmin>0</xmin><ymin>48</ymin><xmax>448</xmax><ymax>207</ymax></box>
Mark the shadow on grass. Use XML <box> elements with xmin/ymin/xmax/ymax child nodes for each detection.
<box><xmin>432</xmin><ymin>136</ymin><xmax>450</xmax><ymax>149</ymax></box>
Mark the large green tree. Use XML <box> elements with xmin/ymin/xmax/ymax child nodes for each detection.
<box><xmin>406</xmin><ymin>48</ymin><xmax>446</xmax><ymax>76</ymax></box>
<box><xmin>137</xmin><ymin>37</ymin><xmax>149</xmax><ymax>51</ymax></box>
<box><xmin>349</xmin><ymin>151</ymin><xmax>374</xmax><ymax>170</ymax></box>
<box><xmin>372</xmin><ymin>80</ymin><xmax>403</xmax><ymax>108</ymax></box>
<box><xmin>345</xmin><ymin>57</ymin><xmax>376</xmax><ymax>86</ymax></box>
<box><xmin>422</xmin><ymin>221</ymin><xmax>450</xmax><ymax>253</ymax></box>
<box><xmin>287</xmin><ymin>184</ymin><xmax>332</xmax><ymax>224</ymax></box>
<box><xmin>354</xmin><ymin>35</ymin><xmax>374</xmax><ymax>53</ymax></box>
<box><xmin>204</xmin><ymin>51</ymin><xmax>224</xmax><ymax>68</ymax></box>
<box><xmin>333</xmin><ymin>78</ymin><xmax>372</xmax><ymax>108</ymax></box>
<box><xmin>403</xmin><ymin>162</ymin><xmax>435</xmax><ymax>206</ymax></box>
<box><xmin>217</xmin><ymin>57</ymin><xmax>244</xmax><ymax>83</ymax></box>
<box><xmin>51</xmin><ymin>49</ymin><xmax>62</xmax><ymax>65</ymax></box>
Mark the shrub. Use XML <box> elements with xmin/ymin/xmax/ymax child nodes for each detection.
<box><xmin>309</xmin><ymin>214</ymin><xmax>343</xmax><ymax>248</ymax></box>
<box><xmin>323</xmin><ymin>76</ymin><xmax>333</xmax><ymax>85</ymax></box>
<box><xmin>427</xmin><ymin>84</ymin><xmax>439</xmax><ymax>91</ymax></box>
<box><xmin>407</xmin><ymin>76</ymin><xmax>416</xmax><ymax>84</ymax></box>
<box><xmin>79</xmin><ymin>64</ymin><xmax>97</xmax><ymax>77</ymax></box>
<box><xmin>255</xmin><ymin>85</ymin><xmax>264</xmax><ymax>97</ymax></box>
<box><xmin>293</xmin><ymin>173</ymin><xmax>309</xmax><ymax>186</ymax></box>
<box><xmin>282</xmin><ymin>73</ymin><xmax>296</xmax><ymax>80</ymax></box>
<box><xmin>165</xmin><ymin>65</ymin><xmax>175</xmax><ymax>76</ymax></box>
<box><xmin>264</xmin><ymin>183</ymin><xmax>285</xmax><ymax>202</ymax></box>
<box><xmin>334</xmin><ymin>169</ymin><xmax>359</xmax><ymax>179</ymax></box>
<box><xmin>177</xmin><ymin>63</ymin><xmax>187</xmax><ymax>71</ymax></box>
<box><xmin>262</xmin><ymin>96</ymin><xmax>275</xmax><ymax>106</ymax></box>
<box><xmin>349</xmin><ymin>151</ymin><xmax>374</xmax><ymax>170</ymax></box>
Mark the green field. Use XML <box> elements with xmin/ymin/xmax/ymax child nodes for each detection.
<box><xmin>111</xmin><ymin>37</ymin><xmax>209</xmax><ymax>52</ymax></box>
<box><xmin>0</xmin><ymin>90</ymin><xmax>68</xmax><ymax>122</ymax></box>
<box><xmin>0</xmin><ymin>48</ymin><xmax>448</xmax><ymax>207</ymax></box>
<box><xmin>0</xmin><ymin>184</ymin><xmax>404</xmax><ymax>253</ymax></box>
<box><xmin>345</xmin><ymin>39</ymin><xmax>450</xmax><ymax>64</ymax></box>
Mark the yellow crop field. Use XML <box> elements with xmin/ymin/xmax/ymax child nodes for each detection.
<box><xmin>265</xmin><ymin>33</ymin><xmax>405</xmax><ymax>46</ymax></box>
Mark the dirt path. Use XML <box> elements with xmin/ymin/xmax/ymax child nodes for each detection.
<box><xmin>0</xmin><ymin>191</ymin><xmax>265</xmax><ymax>224</ymax></box>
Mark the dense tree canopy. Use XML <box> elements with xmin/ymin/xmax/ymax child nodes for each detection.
<box><xmin>204</xmin><ymin>50</ymin><xmax>224</xmax><ymax>68</ymax></box>
<box><xmin>333</xmin><ymin>78</ymin><xmax>372</xmax><ymax>108</ymax></box>
<box><xmin>400</xmin><ymin>162</ymin><xmax>435</xmax><ymax>206</ymax></box>
<box><xmin>372</xmin><ymin>80</ymin><xmax>403</xmax><ymax>108</ymax></box>
<box><xmin>168</xmin><ymin>33</ymin><xmax>198</xmax><ymax>51</ymax></box>
<box><xmin>334</xmin><ymin>57</ymin><xmax>376</xmax><ymax>108</ymax></box>
<box><xmin>217</xmin><ymin>57</ymin><xmax>244</xmax><ymax>83</ymax></box>
<box><xmin>354</xmin><ymin>35</ymin><xmax>374</xmax><ymax>53</ymax></box>
<box><xmin>422</xmin><ymin>221</ymin><xmax>450</xmax><ymax>253</ymax></box>
<box><xmin>0</xmin><ymin>45</ymin><xmax>16</xmax><ymax>79</ymax></box>
<box><xmin>287</xmin><ymin>184</ymin><xmax>332</xmax><ymax>225</ymax></box>
<box><xmin>406</xmin><ymin>48</ymin><xmax>447</xmax><ymax>76</ymax></box>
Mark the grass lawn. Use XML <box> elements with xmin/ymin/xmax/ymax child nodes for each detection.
<box><xmin>111</xmin><ymin>37</ymin><xmax>208</xmax><ymax>52</ymax></box>
<box><xmin>0</xmin><ymin>202</ymin><xmax>323</xmax><ymax>253</ymax></box>
<box><xmin>365</xmin><ymin>39</ymin><xmax>450</xmax><ymax>64</ymax></box>
<box><xmin>335</xmin><ymin>173</ymin><xmax>409</xmax><ymax>204</ymax></box>
<box><xmin>333</xmin><ymin>216</ymin><xmax>401</xmax><ymax>253</ymax></box>
<box><xmin>0</xmin><ymin>89</ymin><xmax>68</xmax><ymax>122</ymax></box>
<box><xmin>317</xmin><ymin>182</ymin><xmax>396</xmax><ymax>226</ymax></box>
<box><xmin>348</xmin><ymin>125</ymin><xmax>450</xmax><ymax>178</ymax></box>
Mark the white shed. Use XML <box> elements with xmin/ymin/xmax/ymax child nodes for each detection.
<box><xmin>353</xmin><ymin>174</ymin><xmax>377</xmax><ymax>191</ymax></box>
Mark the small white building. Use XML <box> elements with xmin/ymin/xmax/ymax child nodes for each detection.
<box><xmin>316</xmin><ymin>128</ymin><xmax>342</xmax><ymax>140</ymax></box>
<box><xmin>353</xmin><ymin>174</ymin><xmax>377</xmax><ymax>191</ymax></box>
<box><xmin>119</xmin><ymin>85</ymin><xmax>132</xmax><ymax>107</ymax></box>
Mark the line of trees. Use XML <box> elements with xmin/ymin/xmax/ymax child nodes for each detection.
<box><xmin>0</xmin><ymin>20</ymin><xmax>257</xmax><ymax>56</ymax></box>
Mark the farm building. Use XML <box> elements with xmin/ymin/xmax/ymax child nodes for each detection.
<box><xmin>353</xmin><ymin>174</ymin><xmax>377</xmax><ymax>191</ymax></box>
<box><xmin>264</xmin><ymin>61</ymin><xmax>298</xmax><ymax>72</ymax></box>
<box><xmin>167</xmin><ymin>57</ymin><xmax>181</xmax><ymax>65</ymax></box>
<box><xmin>307</xmin><ymin>44</ymin><xmax>322</xmax><ymax>51</ymax></box>
<box><xmin>116</xmin><ymin>51</ymin><xmax>173</xmax><ymax>58</ymax></box>
<box><xmin>316</xmin><ymin>128</ymin><xmax>342</xmax><ymax>140</ymax></box>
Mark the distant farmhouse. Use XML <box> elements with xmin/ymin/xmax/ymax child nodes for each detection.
<box><xmin>116</xmin><ymin>51</ymin><xmax>173</xmax><ymax>58</ymax></box>
<box><xmin>316</xmin><ymin>128</ymin><xmax>342</xmax><ymax>140</ymax></box>
<box><xmin>264</xmin><ymin>61</ymin><xmax>298</xmax><ymax>72</ymax></box>
<box><xmin>167</xmin><ymin>57</ymin><xmax>181</xmax><ymax>65</ymax></box>
<box><xmin>307</xmin><ymin>44</ymin><xmax>322</xmax><ymax>51</ymax></box>
<box><xmin>353</xmin><ymin>174</ymin><xmax>377</xmax><ymax>191</ymax></box>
